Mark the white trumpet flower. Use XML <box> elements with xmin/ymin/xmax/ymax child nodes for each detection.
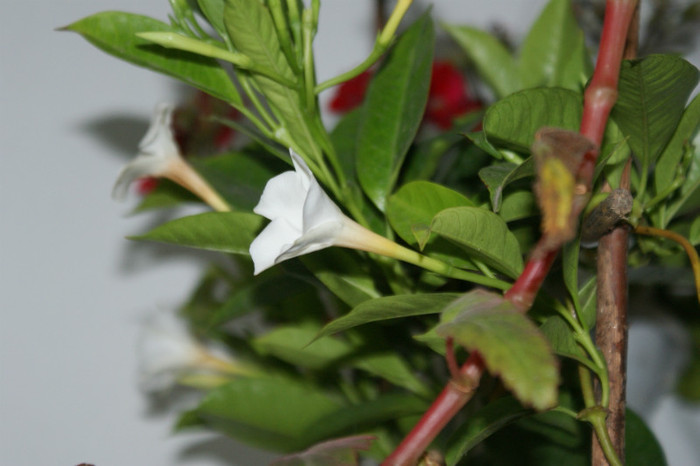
<box><xmin>112</xmin><ymin>103</ymin><xmax>229</xmax><ymax>211</ymax></box>
<box><xmin>137</xmin><ymin>310</ymin><xmax>239</xmax><ymax>393</ymax></box>
<box><xmin>250</xmin><ymin>150</ymin><xmax>404</xmax><ymax>275</ymax></box>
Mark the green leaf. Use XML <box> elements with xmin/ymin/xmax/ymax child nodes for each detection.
<box><xmin>539</xmin><ymin>315</ymin><xmax>587</xmax><ymax>364</ymax></box>
<box><xmin>354</xmin><ymin>352</ymin><xmax>432</xmax><ymax>397</ymax></box>
<box><xmin>441</xmin><ymin>23</ymin><xmax>519</xmax><ymax>98</ymax></box>
<box><xmin>499</xmin><ymin>191</ymin><xmax>537</xmax><ymax>222</ymax></box>
<box><xmin>387</xmin><ymin>181</ymin><xmax>473</xmax><ymax>246</ymax></box>
<box><xmin>519</xmin><ymin>0</ymin><xmax>589</xmax><ymax>91</ymax></box>
<box><xmin>612</xmin><ymin>55</ymin><xmax>699</xmax><ymax>177</ymax></box>
<box><xmin>444</xmin><ymin>396</ymin><xmax>531</xmax><ymax>465</ymax></box>
<box><xmin>316</xmin><ymin>293</ymin><xmax>460</xmax><ymax>339</ymax></box>
<box><xmin>478</xmin><ymin>158</ymin><xmax>534</xmax><ymax>212</ymax></box>
<box><xmin>655</xmin><ymin>94</ymin><xmax>700</xmax><ymax>195</ymax></box>
<box><xmin>434</xmin><ymin>290</ymin><xmax>559</xmax><ymax>410</ymax></box>
<box><xmin>197</xmin><ymin>0</ymin><xmax>227</xmax><ymax>40</ymax></box>
<box><xmin>330</xmin><ymin>108</ymin><xmax>362</xmax><ymax>191</ymax></box>
<box><xmin>356</xmin><ymin>12</ymin><xmax>435</xmax><ymax>211</ymax></box>
<box><xmin>129</xmin><ymin>211</ymin><xmax>263</xmax><ymax>254</ymax></box>
<box><xmin>626</xmin><ymin>408</ymin><xmax>667</xmax><ymax>466</ymax></box>
<box><xmin>429</xmin><ymin>207</ymin><xmax>524</xmax><ymax>278</ymax></box>
<box><xmin>302</xmin><ymin>249</ymin><xmax>381</xmax><ymax>307</ymax></box>
<box><xmin>578</xmin><ymin>276</ymin><xmax>597</xmax><ymax>330</ymax></box>
<box><xmin>301</xmin><ymin>394</ymin><xmax>428</xmax><ymax>443</ymax></box>
<box><xmin>192</xmin><ymin>151</ymin><xmax>281</xmax><ymax>211</ymax></box>
<box><xmin>484</xmin><ymin>88</ymin><xmax>582</xmax><ymax>151</ymax></box>
<box><xmin>189</xmin><ymin>377</ymin><xmax>344</xmax><ymax>452</ymax></box>
<box><xmin>223</xmin><ymin>0</ymin><xmax>317</xmax><ymax>158</ymax></box>
<box><xmin>253</xmin><ymin>323</ymin><xmax>354</xmax><ymax>370</ymax></box>
<box><xmin>64</xmin><ymin>12</ymin><xmax>241</xmax><ymax>105</ymax></box>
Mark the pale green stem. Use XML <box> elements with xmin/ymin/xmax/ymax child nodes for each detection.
<box><xmin>315</xmin><ymin>0</ymin><xmax>413</xmax><ymax>93</ymax></box>
<box><xmin>285</xmin><ymin>0</ymin><xmax>304</xmax><ymax>65</ymax></box>
<box><xmin>268</xmin><ymin>0</ymin><xmax>301</xmax><ymax>73</ymax></box>
<box><xmin>302</xmin><ymin>8</ymin><xmax>318</xmax><ymax>115</ymax></box>
<box><xmin>338</xmin><ymin>220</ymin><xmax>511</xmax><ymax>290</ymax></box>
<box><xmin>237</xmin><ymin>75</ymin><xmax>280</xmax><ymax>132</ymax></box>
<box><xmin>136</xmin><ymin>32</ymin><xmax>297</xmax><ymax>88</ymax></box>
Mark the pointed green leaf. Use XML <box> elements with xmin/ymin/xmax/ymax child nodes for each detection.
<box><xmin>64</xmin><ymin>12</ymin><xmax>241</xmax><ymax>105</ymax></box>
<box><xmin>133</xmin><ymin>180</ymin><xmax>200</xmax><ymax>213</ymax></box>
<box><xmin>429</xmin><ymin>207</ymin><xmax>524</xmax><ymax>278</ymax></box>
<box><xmin>478</xmin><ymin>158</ymin><xmax>534</xmax><ymax>212</ymax></box>
<box><xmin>435</xmin><ymin>290</ymin><xmax>559</xmax><ymax>410</ymax></box>
<box><xmin>655</xmin><ymin>94</ymin><xmax>700</xmax><ymax>195</ymax></box>
<box><xmin>129</xmin><ymin>211</ymin><xmax>263</xmax><ymax>254</ymax></box>
<box><xmin>190</xmin><ymin>377</ymin><xmax>344</xmax><ymax>452</ymax></box>
<box><xmin>612</xmin><ymin>55</ymin><xmax>699</xmax><ymax>174</ymax></box>
<box><xmin>519</xmin><ymin>0</ymin><xmax>589</xmax><ymax>91</ymax></box>
<box><xmin>357</xmin><ymin>12</ymin><xmax>435</xmax><ymax>211</ymax></box>
<box><xmin>197</xmin><ymin>0</ymin><xmax>227</xmax><ymax>40</ymax></box>
<box><xmin>387</xmin><ymin>181</ymin><xmax>473</xmax><ymax>245</ymax></box>
<box><xmin>441</xmin><ymin>23</ymin><xmax>519</xmax><ymax>98</ymax></box>
<box><xmin>317</xmin><ymin>293</ymin><xmax>460</xmax><ymax>339</ymax></box>
<box><xmin>484</xmin><ymin>88</ymin><xmax>582</xmax><ymax>151</ymax></box>
<box><xmin>354</xmin><ymin>352</ymin><xmax>432</xmax><ymax>397</ymax></box>
<box><xmin>444</xmin><ymin>396</ymin><xmax>531</xmax><ymax>465</ymax></box>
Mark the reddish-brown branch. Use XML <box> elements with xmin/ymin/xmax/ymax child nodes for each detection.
<box><xmin>589</xmin><ymin>3</ymin><xmax>638</xmax><ymax>465</ymax></box>
<box><xmin>381</xmin><ymin>353</ymin><xmax>484</xmax><ymax>466</ymax></box>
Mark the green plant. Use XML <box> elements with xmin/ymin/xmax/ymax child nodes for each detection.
<box><xmin>65</xmin><ymin>0</ymin><xmax>699</xmax><ymax>464</ymax></box>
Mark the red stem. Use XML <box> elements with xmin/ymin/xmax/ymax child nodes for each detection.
<box><xmin>381</xmin><ymin>353</ymin><xmax>484</xmax><ymax>466</ymax></box>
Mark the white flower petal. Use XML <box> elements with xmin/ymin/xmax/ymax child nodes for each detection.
<box><xmin>112</xmin><ymin>103</ymin><xmax>181</xmax><ymax>200</ymax></box>
<box><xmin>253</xmin><ymin>171</ymin><xmax>307</xmax><ymax>227</ymax></box>
<box><xmin>137</xmin><ymin>310</ymin><xmax>233</xmax><ymax>393</ymax></box>
<box><xmin>250</xmin><ymin>148</ymin><xmax>391</xmax><ymax>274</ymax></box>
<box><xmin>249</xmin><ymin>218</ymin><xmax>301</xmax><ymax>274</ymax></box>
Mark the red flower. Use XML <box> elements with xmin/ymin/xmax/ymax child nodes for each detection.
<box><xmin>136</xmin><ymin>176</ymin><xmax>159</xmax><ymax>195</ymax></box>
<box><xmin>327</xmin><ymin>70</ymin><xmax>373</xmax><ymax>113</ymax></box>
<box><xmin>327</xmin><ymin>61</ymin><xmax>480</xmax><ymax>129</ymax></box>
<box><xmin>425</xmin><ymin>61</ymin><xmax>481</xmax><ymax>129</ymax></box>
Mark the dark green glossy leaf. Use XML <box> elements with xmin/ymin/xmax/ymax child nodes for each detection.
<box><xmin>626</xmin><ymin>408</ymin><xmax>667</xmax><ymax>466</ymax></box>
<box><xmin>435</xmin><ymin>290</ymin><xmax>559</xmax><ymax>410</ymax></box>
<box><xmin>189</xmin><ymin>377</ymin><xmax>344</xmax><ymax>452</ymax></box>
<box><xmin>519</xmin><ymin>0</ymin><xmax>589</xmax><ymax>91</ymax></box>
<box><xmin>429</xmin><ymin>207</ymin><xmax>524</xmax><ymax>278</ymax></box>
<box><xmin>387</xmin><ymin>181</ymin><xmax>473</xmax><ymax>246</ymax></box>
<box><xmin>478</xmin><ymin>158</ymin><xmax>534</xmax><ymax>212</ymax></box>
<box><xmin>353</xmin><ymin>352</ymin><xmax>431</xmax><ymax>397</ymax></box>
<box><xmin>612</xmin><ymin>55</ymin><xmax>699</xmax><ymax>174</ymax></box>
<box><xmin>484</xmin><ymin>88</ymin><xmax>582</xmax><ymax>151</ymax></box>
<box><xmin>444</xmin><ymin>396</ymin><xmax>531</xmax><ymax>465</ymax></box>
<box><xmin>316</xmin><ymin>293</ymin><xmax>460</xmax><ymax>339</ymax></box>
<box><xmin>129</xmin><ymin>211</ymin><xmax>263</xmax><ymax>254</ymax></box>
<box><xmin>441</xmin><ymin>23</ymin><xmax>519</xmax><ymax>98</ymax></box>
<box><xmin>64</xmin><ymin>12</ymin><xmax>241</xmax><ymax>105</ymax></box>
<box><xmin>357</xmin><ymin>12</ymin><xmax>434</xmax><ymax>211</ymax></box>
